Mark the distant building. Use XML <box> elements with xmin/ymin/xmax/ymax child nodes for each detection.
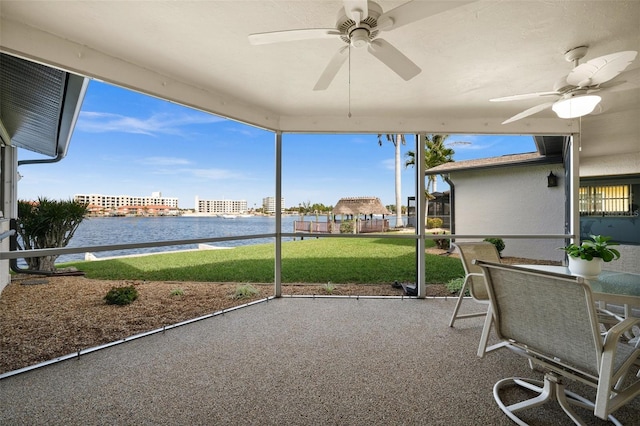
<box><xmin>195</xmin><ymin>196</ymin><xmax>248</xmax><ymax>214</ymax></box>
<box><xmin>262</xmin><ymin>196</ymin><xmax>285</xmax><ymax>214</ymax></box>
<box><xmin>74</xmin><ymin>192</ymin><xmax>179</xmax><ymax>214</ymax></box>
<box><xmin>116</xmin><ymin>205</ymin><xmax>179</xmax><ymax>216</ymax></box>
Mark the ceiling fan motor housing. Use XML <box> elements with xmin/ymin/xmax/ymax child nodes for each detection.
<box><xmin>350</xmin><ymin>28</ymin><xmax>370</xmax><ymax>47</ymax></box>
<box><xmin>337</xmin><ymin>1</ymin><xmax>383</xmax><ymax>46</ymax></box>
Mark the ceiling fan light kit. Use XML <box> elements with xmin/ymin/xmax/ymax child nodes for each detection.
<box><xmin>552</xmin><ymin>94</ymin><xmax>602</xmax><ymax>119</ymax></box>
<box><xmin>491</xmin><ymin>47</ymin><xmax>637</xmax><ymax>124</ymax></box>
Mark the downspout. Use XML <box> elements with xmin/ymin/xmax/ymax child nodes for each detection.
<box><xmin>18</xmin><ymin>149</ymin><xmax>65</xmax><ymax>167</ymax></box>
<box><xmin>10</xmin><ymin>150</ymin><xmax>66</xmax><ymax>275</ymax></box>
<box><xmin>9</xmin><ymin>219</ymin><xmax>53</xmax><ymax>275</ymax></box>
<box><xmin>444</xmin><ymin>174</ymin><xmax>455</xmax><ymax>252</ymax></box>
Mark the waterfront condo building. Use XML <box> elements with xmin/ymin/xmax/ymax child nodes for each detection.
<box><xmin>262</xmin><ymin>196</ymin><xmax>285</xmax><ymax>214</ymax></box>
<box><xmin>74</xmin><ymin>192</ymin><xmax>179</xmax><ymax>212</ymax></box>
<box><xmin>194</xmin><ymin>196</ymin><xmax>248</xmax><ymax>215</ymax></box>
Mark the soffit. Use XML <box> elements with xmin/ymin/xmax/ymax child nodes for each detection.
<box><xmin>0</xmin><ymin>53</ymin><xmax>87</xmax><ymax>157</ymax></box>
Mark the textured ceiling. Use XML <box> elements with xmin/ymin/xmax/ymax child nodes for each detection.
<box><xmin>1</xmin><ymin>1</ymin><xmax>638</xmax><ymax>158</ymax></box>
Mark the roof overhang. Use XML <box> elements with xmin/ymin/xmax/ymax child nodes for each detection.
<box><xmin>0</xmin><ymin>1</ymin><xmax>637</xmax><ymax>158</ymax></box>
<box><xmin>426</xmin><ymin>152</ymin><xmax>564</xmax><ymax>175</ymax></box>
<box><xmin>0</xmin><ymin>53</ymin><xmax>88</xmax><ymax>158</ymax></box>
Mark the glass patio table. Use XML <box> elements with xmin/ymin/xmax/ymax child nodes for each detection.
<box><xmin>515</xmin><ymin>264</ymin><xmax>640</xmax><ymax>314</ymax></box>
<box><xmin>475</xmin><ymin>264</ymin><xmax>640</xmax><ymax>357</ymax></box>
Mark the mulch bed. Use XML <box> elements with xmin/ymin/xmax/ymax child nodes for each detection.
<box><xmin>0</xmin><ymin>276</ymin><xmax>452</xmax><ymax>375</ymax></box>
<box><xmin>0</xmin><ymin>253</ymin><xmax>557</xmax><ymax>375</ymax></box>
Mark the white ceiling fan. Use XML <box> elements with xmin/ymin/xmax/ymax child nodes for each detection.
<box><xmin>491</xmin><ymin>46</ymin><xmax>638</xmax><ymax>124</ymax></box>
<box><xmin>248</xmin><ymin>0</ymin><xmax>474</xmax><ymax>91</ymax></box>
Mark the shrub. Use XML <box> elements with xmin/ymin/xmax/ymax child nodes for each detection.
<box><xmin>232</xmin><ymin>284</ymin><xmax>259</xmax><ymax>300</ymax></box>
<box><xmin>339</xmin><ymin>220</ymin><xmax>355</xmax><ymax>233</ymax></box>
<box><xmin>104</xmin><ymin>285</ymin><xmax>138</xmax><ymax>305</ymax></box>
<box><xmin>483</xmin><ymin>238</ymin><xmax>505</xmax><ymax>255</ymax></box>
<box><xmin>430</xmin><ymin>231</ymin><xmax>450</xmax><ymax>250</ymax></box>
<box><xmin>436</xmin><ymin>238</ymin><xmax>450</xmax><ymax>250</ymax></box>
<box><xmin>426</xmin><ymin>217</ymin><xmax>443</xmax><ymax>229</ymax></box>
<box><xmin>445</xmin><ymin>277</ymin><xmax>467</xmax><ymax>296</ymax></box>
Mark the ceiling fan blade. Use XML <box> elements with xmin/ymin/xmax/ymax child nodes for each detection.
<box><xmin>344</xmin><ymin>0</ymin><xmax>368</xmax><ymax>26</ymax></box>
<box><xmin>367</xmin><ymin>39</ymin><xmax>421</xmax><ymax>81</ymax></box>
<box><xmin>313</xmin><ymin>46</ymin><xmax>350</xmax><ymax>91</ymax></box>
<box><xmin>490</xmin><ymin>91</ymin><xmax>561</xmax><ymax>102</ymax></box>
<box><xmin>502</xmin><ymin>101</ymin><xmax>555</xmax><ymax>124</ymax></box>
<box><xmin>377</xmin><ymin>0</ymin><xmax>475</xmax><ymax>32</ymax></box>
<box><xmin>598</xmin><ymin>67</ymin><xmax>640</xmax><ymax>92</ymax></box>
<box><xmin>566</xmin><ymin>51</ymin><xmax>638</xmax><ymax>87</ymax></box>
<box><xmin>249</xmin><ymin>29</ymin><xmax>341</xmax><ymax>45</ymax></box>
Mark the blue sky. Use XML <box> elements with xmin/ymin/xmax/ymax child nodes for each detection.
<box><xmin>17</xmin><ymin>81</ymin><xmax>536</xmax><ymax>209</ymax></box>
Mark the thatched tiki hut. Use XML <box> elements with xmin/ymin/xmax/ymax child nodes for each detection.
<box><xmin>332</xmin><ymin>197</ymin><xmax>391</xmax><ymax>233</ymax></box>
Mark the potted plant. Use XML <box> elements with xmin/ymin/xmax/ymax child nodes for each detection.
<box><xmin>559</xmin><ymin>234</ymin><xmax>621</xmax><ymax>277</ymax></box>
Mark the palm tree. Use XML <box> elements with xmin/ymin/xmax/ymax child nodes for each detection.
<box><xmin>405</xmin><ymin>134</ymin><xmax>455</xmax><ymax>197</ymax></box>
<box><xmin>378</xmin><ymin>134</ymin><xmax>405</xmax><ymax>227</ymax></box>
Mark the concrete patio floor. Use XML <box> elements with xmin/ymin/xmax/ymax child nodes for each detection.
<box><xmin>1</xmin><ymin>297</ymin><xmax>638</xmax><ymax>425</ymax></box>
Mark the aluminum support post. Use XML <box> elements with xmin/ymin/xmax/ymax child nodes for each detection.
<box><xmin>569</xmin><ymin>134</ymin><xmax>580</xmax><ymax>245</ymax></box>
<box><xmin>274</xmin><ymin>131</ymin><xmax>282</xmax><ymax>297</ymax></box>
<box><xmin>416</xmin><ymin>133</ymin><xmax>426</xmax><ymax>298</ymax></box>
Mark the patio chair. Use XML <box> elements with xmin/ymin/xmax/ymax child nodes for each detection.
<box><xmin>448</xmin><ymin>242</ymin><xmax>505</xmax><ymax>357</ymax></box>
<box><xmin>475</xmin><ymin>260</ymin><xmax>640</xmax><ymax>425</ymax></box>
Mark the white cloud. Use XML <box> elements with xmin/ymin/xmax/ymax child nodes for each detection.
<box><xmin>138</xmin><ymin>157</ymin><xmax>191</xmax><ymax>166</ymax></box>
<box><xmin>150</xmin><ymin>167</ymin><xmax>245</xmax><ymax>180</ymax></box>
<box><xmin>187</xmin><ymin>168</ymin><xmax>245</xmax><ymax>180</ymax></box>
<box><xmin>381</xmin><ymin>158</ymin><xmax>396</xmax><ymax>171</ymax></box>
<box><xmin>76</xmin><ymin>111</ymin><xmax>224</xmax><ymax>136</ymax></box>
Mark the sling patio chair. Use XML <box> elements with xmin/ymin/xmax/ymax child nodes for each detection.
<box><xmin>448</xmin><ymin>241</ymin><xmax>506</xmax><ymax>357</ymax></box>
<box><xmin>476</xmin><ymin>260</ymin><xmax>640</xmax><ymax>425</ymax></box>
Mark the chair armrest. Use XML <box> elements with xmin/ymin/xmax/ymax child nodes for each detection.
<box><xmin>596</xmin><ymin>317</ymin><xmax>640</xmax><ymax>419</ymax></box>
<box><xmin>602</xmin><ymin>317</ymin><xmax>640</xmax><ymax>349</ymax></box>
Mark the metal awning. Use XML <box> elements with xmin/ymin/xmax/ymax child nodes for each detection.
<box><xmin>0</xmin><ymin>53</ymin><xmax>87</xmax><ymax>158</ymax></box>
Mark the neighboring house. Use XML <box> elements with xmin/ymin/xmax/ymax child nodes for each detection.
<box><xmin>427</xmin><ymin>151</ymin><xmax>565</xmax><ymax>261</ymax></box>
<box><xmin>427</xmin><ymin>141</ymin><xmax>640</xmax><ymax>271</ymax></box>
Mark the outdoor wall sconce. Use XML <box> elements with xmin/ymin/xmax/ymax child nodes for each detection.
<box><xmin>547</xmin><ymin>171</ymin><xmax>558</xmax><ymax>187</ymax></box>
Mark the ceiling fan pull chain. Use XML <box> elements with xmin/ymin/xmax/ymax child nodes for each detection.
<box><xmin>348</xmin><ymin>44</ymin><xmax>352</xmax><ymax>118</ymax></box>
<box><xmin>579</xmin><ymin>116</ymin><xmax>582</xmax><ymax>152</ymax></box>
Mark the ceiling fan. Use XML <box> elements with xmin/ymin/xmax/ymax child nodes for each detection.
<box><xmin>248</xmin><ymin>0</ymin><xmax>474</xmax><ymax>91</ymax></box>
<box><xmin>491</xmin><ymin>46</ymin><xmax>638</xmax><ymax>124</ymax></box>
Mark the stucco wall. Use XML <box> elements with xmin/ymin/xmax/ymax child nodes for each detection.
<box><xmin>450</xmin><ymin>164</ymin><xmax>565</xmax><ymax>261</ymax></box>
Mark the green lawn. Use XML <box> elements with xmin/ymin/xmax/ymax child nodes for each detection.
<box><xmin>64</xmin><ymin>238</ymin><xmax>464</xmax><ymax>284</ymax></box>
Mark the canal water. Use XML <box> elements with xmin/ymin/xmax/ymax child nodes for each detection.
<box><xmin>57</xmin><ymin>214</ymin><xmax>404</xmax><ymax>262</ymax></box>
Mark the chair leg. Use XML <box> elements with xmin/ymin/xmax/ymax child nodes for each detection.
<box><xmin>448</xmin><ymin>276</ymin><xmax>471</xmax><ymax>327</ymax></box>
<box><xmin>477</xmin><ymin>305</ymin><xmax>508</xmax><ymax>357</ymax></box>
<box><xmin>477</xmin><ymin>305</ymin><xmax>493</xmax><ymax>357</ymax></box>
<box><xmin>493</xmin><ymin>373</ymin><xmax>622</xmax><ymax>426</ymax></box>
